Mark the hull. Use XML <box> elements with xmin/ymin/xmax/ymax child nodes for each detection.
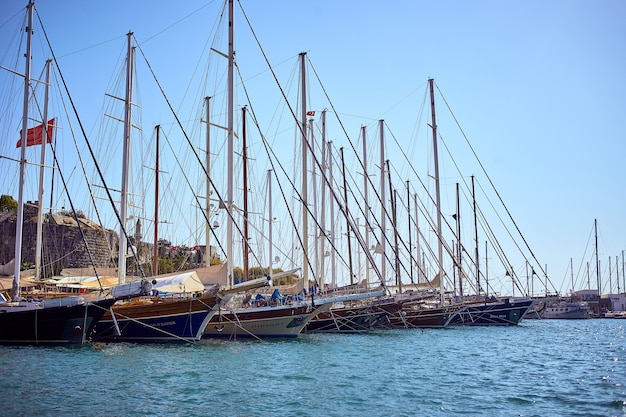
<box><xmin>384</xmin><ymin>304</ymin><xmax>464</xmax><ymax>328</ymax></box>
<box><xmin>448</xmin><ymin>298</ymin><xmax>535</xmax><ymax>326</ymax></box>
<box><xmin>203</xmin><ymin>303</ymin><xmax>331</xmax><ymax>339</ymax></box>
<box><xmin>0</xmin><ymin>298</ymin><xmax>116</xmax><ymax>345</ymax></box>
<box><xmin>305</xmin><ymin>306</ymin><xmax>388</xmax><ymax>333</ymax></box>
<box><xmin>541</xmin><ymin>302</ymin><xmax>589</xmax><ymax>319</ymax></box>
<box><xmin>92</xmin><ymin>293</ymin><xmax>218</xmax><ymax>343</ymax></box>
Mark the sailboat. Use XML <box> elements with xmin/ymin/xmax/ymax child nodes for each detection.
<box><xmin>542</xmin><ymin>239</ymin><xmax>594</xmax><ymax>320</ymax></box>
<box><xmin>201</xmin><ymin>22</ymin><xmax>333</xmax><ymax>338</ymax></box>
<box><xmin>0</xmin><ymin>1</ymin><xmax>115</xmax><ymax>345</ymax></box>
<box><xmin>88</xmin><ymin>32</ymin><xmax>224</xmax><ymax>343</ymax></box>
<box><xmin>380</xmin><ymin>79</ymin><xmax>535</xmax><ymax>328</ymax></box>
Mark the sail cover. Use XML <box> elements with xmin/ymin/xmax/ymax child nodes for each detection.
<box><xmin>152</xmin><ymin>271</ymin><xmax>205</xmax><ymax>294</ymax></box>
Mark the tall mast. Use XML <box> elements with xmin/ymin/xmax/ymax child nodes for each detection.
<box><xmin>328</xmin><ymin>140</ymin><xmax>337</xmax><ymax>289</ymax></box>
<box><xmin>319</xmin><ymin>111</ymin><xmax>327</xmax><ymax>288</ymax></box>
<box><xmin>13</xmin><ymin>0</ymin><xmax>35</xmax><ymax>299</ymax></box>
<box><xmin>299</xmin><ymin>52</ymin><xmax>309</xmax><ymax>292</ymax></box>
<box><xmin>309</xmin><ymin>118</ymin><xmax>319</xmax><ymax>282</ymax></box>
<box><xmin>413</xmin><ymin>193</ymin><xmax>421</xmax><ymax>283</ymax></box>
<box><xmin>242</xmin><ymin>106</ymin><xmax>249</xmax><ymax>281</ymax></box>
<box><xmin>378</xmin><ymin>119</ymin><xmax>386</xmax><ymax>285</ymax></box>
<box><xmin>361</xmin><ymin>126</ymin><xmax>370</xmax><ymax>286</ymax></box>
<box><xmin>153</xmin><ymin>125</ymin><xmax>160</xmax><ymax>276</ymax></box>
<box><xmin>267</xmin><ymin>169</ymin><xmax>273</xmax><ymax>280</ymax></box>
<box><xmin>387</xmin><ymin>163</ymin><xmax>400</xmax><ymax>293</ymax></box>
<box><xmin>455</xmin><ymin>182</ymin><xmax>463</xmax><ymax>298</ymax></box>
<box><xmin>615</xmin><ymin>256</ymin><xmax>620</xmax><ymax>294</ymax></box>
<box><xmin>406</xmin><ymin>180</ymin><xmax>412</xmax><ymax>282</ymax></box>
<box><xmin>118</xmin><ymin>31</ymin><xmax>134</xmax><ymax>284</ymax></box>
<box><xmin>204</xmin><ymin>96</ymin><xmax>211</xmax><ymax>267</ymax></box>
<box><xmin>595</xmin><ymin>219</ymin><xmax>600</xmax><ymax>293</ymax></box>
<box><xmin>429</xmin><ymin>78</ymin><xmax>445</xmax><ymax>304</ymax></box>
<box><xmin>622</xmin><ymin>250</ymin><xmax>626</xmax><ymax>291</ymax></box>
<box><xmin>609</xmin><ymin>256</ymin><xmax>612</xmax><ymax>294</ymax></box>
<box><xmin>485</xmin><ymin>241</ymin><xmax>489</xmax><ymax>298</ymax></box>
<box><xmin>34</xmin><ymin>59</ymin><xmax>51</xmax><ymax>280</ymax></box>
<box><xmin>570</xmin><ymin>257</ymin><xmax>574</xmax><ymax>293</ymax></box>
<box><xmin>341</xmin><ymin>147</ymin><xmax>354</xmax><ymax>285</ymax></box>
<box><xmin>226</xmin><ymin>0</ymin><xmax>234</xmax><ymax>288</ymax></box>
<box><xmin>471</xmin><ymin>175</ymin><xmax>480</xmax><ymax>294</ymax></box>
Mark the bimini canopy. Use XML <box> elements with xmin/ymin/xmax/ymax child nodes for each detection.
<box><xmin>152</xmin><ymin>271</ymin><xmax>205</xmax><ymax>294</ymax></box>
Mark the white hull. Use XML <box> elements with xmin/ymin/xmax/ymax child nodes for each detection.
<box><xmin>542</xmin><ymin>301</ymin><xmax>589</xmax><ymax>319</ymax></box>
<box><xmin>203</xmin><ymin>302</ymin><xmax>331</xmax><ymax>338</ymax></box>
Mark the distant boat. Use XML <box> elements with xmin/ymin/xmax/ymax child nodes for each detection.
<box><xmin>0</xmin><ymin>1</ymin><xmax>116</xmax><ymax>345</ymax></box>
<box><xmin>541</xmin><ymin>299</ymin><xmax>589</xmax><ymax>320</ymax></box>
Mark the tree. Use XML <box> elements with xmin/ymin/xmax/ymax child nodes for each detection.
<box><xmin>0</xmin><ymin>195</ymin><xmax>17</xmax><ymax>212</ymax></box>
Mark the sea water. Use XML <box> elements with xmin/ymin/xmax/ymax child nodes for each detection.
<box><xmin>0</xmin><ymin>319</ymin><xmax>624</xmax><ymax>417</ymax></box>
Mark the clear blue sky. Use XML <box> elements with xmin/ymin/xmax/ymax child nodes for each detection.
<box><xmin>1</xmin><ymin>0</ymin><xmax>624</xmax><ymax>295</ymax></box>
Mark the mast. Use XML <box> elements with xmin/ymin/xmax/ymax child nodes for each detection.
<box><xmin>153</xmin><ymin>125</ymin><xmax>160</xmax><ymax>276</ymax></box>
<box><xmin>226</xmin><ymin>0</ymin><xmax>234</xmax><ymax>288</ymax></box>
<box><xmin>570</xmin><ymin>257</ymin><xmax>574</xmax><ymax>293</ymax></box>
<box><xmin>117</xmin><ymin>31</ymin><xmax>134</xmax><ymax>284</ymax></box>
<box><xmin>378</xmin><ymin>119</ymin><xmax>386</xmax><ymax>285</ymax></box>
<box><xmin>204</xmin><ymin>96</ymin><xmax>211</xmax><ymax>267</ymax></box>
<box><xmin>361</xmin><ymin>126</ymin><xmax>370</xmax><ymax>286</ymax></box>
<box><xmin>622</xmin><ymin>250</ymin><xmax>626</xmax><ymax>291</ymax></box>
<box><xmin>595</xmin><ymin>219</ymin><xmax>600</xmax><ymax>294</ymax></box>
<box><xmin>388</xmin><ymin>166</ymin><xmax>400</xmax><ymax>293</ymax></box>
<box><xmin>608</xmin><ymin>256</ymin><xmax>612</xmax><ymax>294</ymax></box>
<box><xmin>267</xmin><ymin>169</ymin><xmax>273</xmax><ymax>280</ymax></box>
<box><xmin>299</xmin><ymin>52</ymin><xmax>309</xmax><ymax>292</ymax></box>
<box><xmin>242</xmin><ymin>106</ymin><xmax>249</xmax><ymax>281</ymax></box>
<box><xmin>616</xmin><ymin>255</ymin><xmax>620</xmax><ymax>294</ymax></box>
<box><xmin>406</xmin><ymin>180</ymin><xmax>412</xmax><ymax>282</ymax></box>
<box><xmin>328</xmin><ymin>140</ymin><xmax>337</xmax><ymax>289</ymax></box>
<box><xmin>485</xmin><ymin>241</ymin><xmax>489</xmax><ymax>298</ymax></box>
<box><xmin>309</xmin><ymin>118</ymin><xmax>319</xmax><ymax>283</ymax></box>
<box><xmin>13</xmin><ymin>0</ymin><xmax>35</xmax><ymax>299</ymax></box>
<box><xmin>413</xmin><ymin>193</ymin><xmax>421</xmax><ymax>283</ymax></box>
<box><xmin>428</xmin><ymin>78</ymin><xmax>445</xmax><ymax>304</ymax></box>
<box><xmin>341</xmin><ymin>147</ymin><xmax>354</xmax><ymax>285</ymax></box>
<box><xmin>455</xmin><ymin>182</ymin><xmax>463</xmax><ymax>298</ymax></box>
<box><xmin>471</xmin><ymin>175</ymin><xmax>480</xmax><ymax>294</ymax></box>
<box><xmin>319</xmin><ymin>111</ymin><xmax>327</xmax><ymax>288</ymax></box>
<box><xmin>34</xmin><ymin>59</ymin><xmax>51</xmax><ymax>280</ymax></box>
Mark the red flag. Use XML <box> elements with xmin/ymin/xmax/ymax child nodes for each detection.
<box><xmin>16</xmin><ymin>118</ymin><xmax>55</xmax><ymax>148</ymax></box>
<box><xmin>306</xmin><ymin>111</ymin><xmax>315</xmax><ymax>116</ymax></box>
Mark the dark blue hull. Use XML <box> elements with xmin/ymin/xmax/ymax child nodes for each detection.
<box><xmin>92</xmin><ymin>295</ymin><xmax>218</xmax><ymax>343</ymax></box>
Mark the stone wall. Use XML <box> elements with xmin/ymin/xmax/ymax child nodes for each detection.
<box><xmin>0</xmin><ymin>202</ymin><xmax>118</xmax><ymax>274</ymax></box>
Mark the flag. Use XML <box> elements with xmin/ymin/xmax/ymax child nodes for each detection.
<box><xmin>16</xmin><ymin>118</ymin><xmax>55</xmax><ymax>148</ymax></box>
<box><xmin>306</xmin><ymin>111</ymin><xmax>315</xmax><ymax>116</ymax></box>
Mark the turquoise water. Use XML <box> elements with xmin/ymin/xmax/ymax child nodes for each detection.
<box><xmin>1</xmin><ymin>319</ymin><xmax>624</xmax><ymax>416</ymax></box>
